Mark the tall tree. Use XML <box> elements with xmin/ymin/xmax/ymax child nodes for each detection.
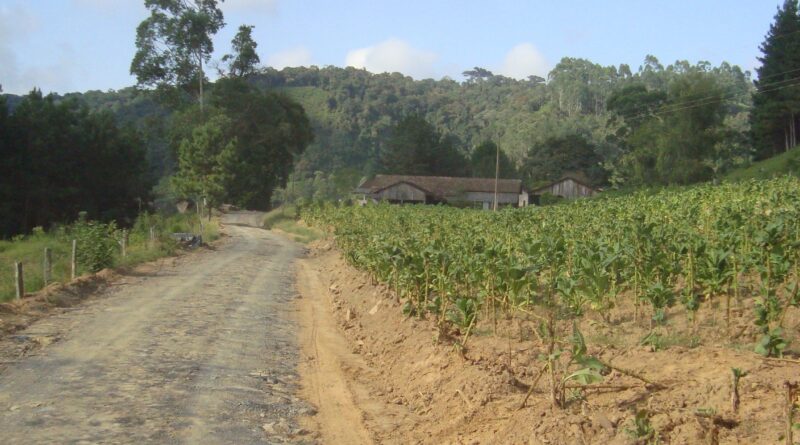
<box><xmin>130</xmin><ymin>0</ymin><xmax>225</xmax><ymax>110</ymax></box>
<box><xmin>619</xmin><ymin>73</ymin><xmax>727</xmax><ymax>185</ymax></box>
<box><xmin>752</xmin><ymin>0</ymin><xmax>800</xmax><ymax>159</ymax></box>
<box><xmin>209</xmin><ymin>78</ymin><xmax>314</xmax><ymax>209</ymax></box>
<box><xmin>222</xmin><ymin>25</ymin><xmax>260</xmax><ymax>78</ymax></box>
<box><xmin>522</xmin><ymin>134</ymin><xmax>605</xmax><ymax>187</ymax></box>
<box><xmin>0</xmin><ymin>90</ymin><xmax>149</xmax><ymax>236</ymax></box>
<box><xmin>380</xmin><ymin>115</ymin><xmax>468</xmax><ymax>176</ymax></box>
<box><xmin>172</xmin><ymin>113</ymin><xmax>236</xmax><ymax>212</ymax></box>
<box><xmin>470</xmin><ymin>141</ymin><xmax>517</xmax><ymax>179</ymax></box>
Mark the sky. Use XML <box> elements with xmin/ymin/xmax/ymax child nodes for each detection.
<box><xmin>0</xmin><ymin>0</ymin><xmax>787</xmax><ymax>95</ymax></box>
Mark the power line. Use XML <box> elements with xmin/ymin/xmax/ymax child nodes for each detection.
<box><xmin>618</xmin><ymin>80</ymin><xmax>795</xmax><ymax>122</ymax></box>
<box><xmin>616</xmin><ymin>74</ymin><xmax>800</xmax><ymax>123</ymax></box>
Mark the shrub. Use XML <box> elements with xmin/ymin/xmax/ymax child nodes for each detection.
<box><xmin>71</xmin><ymin>217</ymin><xmax>118</xmax><ymax>273</ymax></box>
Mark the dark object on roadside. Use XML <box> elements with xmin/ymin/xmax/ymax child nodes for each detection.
<box><xmin>170</xmin><ymin>233</ymin><xmax>203</xmax><ymax>249</ymax></box>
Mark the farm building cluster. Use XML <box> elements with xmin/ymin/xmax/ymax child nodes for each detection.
<box><xmin>354</xmin><ymin>174</ymin><xmax>597</xmax><ymax>208</ymax></box>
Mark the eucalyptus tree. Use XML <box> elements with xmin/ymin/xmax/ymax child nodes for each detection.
<box><xmin>130</xmin><ymin>0</ymin><xmax>225</xmax><ymax>110</ymax></box>
<box><xmin>222</xmin><ymin>25</ymin><xmax>260</xmax><ymax>78</ymax></box>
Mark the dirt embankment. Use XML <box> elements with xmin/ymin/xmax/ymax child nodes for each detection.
<box><xmin>295</xmin><ymin>243</ymin><xmax>800</xmax><ymax>445</ymax></box>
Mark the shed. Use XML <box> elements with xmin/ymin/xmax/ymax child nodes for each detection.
<box><xmin>355</xmin><ymin>175</ymin><xmax>529</xmax><ymax>209</ymax></box>
<box><xmin>530</xmin><ymin>175</ymin><xmax>597</xmax><ymax>201</ymax></box>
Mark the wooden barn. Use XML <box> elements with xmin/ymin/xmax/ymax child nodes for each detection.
<box><xmin>355</xmin><ymin>175</ymin><xmax>529</xmax><ymax>209</ymax></box>
<box><xmin>530</xmin><ymin>175</ymin><xmax>598</xmax><ymax>202</ymax></box>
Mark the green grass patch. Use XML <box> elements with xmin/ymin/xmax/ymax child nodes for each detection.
<box><xmin>0</xmin><ymin>213</ymin><xmax>220</xmax><ymax>302</ymax></box>
<box><xmin>724</xmin><ymin>147</ymin><xmax>800</xmax><ymax>182</ymax></box>
<box><xmin>272</xmin><ymin>220</ymin><xmax>323</xmax><ymax>244</ymax></box>
<box><xmin>262</xmin><ymin>206</ymin><xmax>299</xmax><ymax>229</ymax></box>
<box><xmin>263</xmin><ymin>206</ymin><xmax>323</xmax><ymax>243</ymax></box>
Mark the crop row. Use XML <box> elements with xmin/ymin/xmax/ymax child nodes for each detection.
<box><xmin>304</xmin><ymin>177</ymin><xmax>800</xmax><ymax>358</ymax></box>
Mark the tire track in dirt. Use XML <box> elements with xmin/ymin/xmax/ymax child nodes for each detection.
<box><xmin>0</xmin><ymin>222</ymin><xmax>312</xmax><ymax>444</ymax></box>
<box><xmin>295</xmin><ymin>259</ymin><xmax>374</xmax><ymax>445</ymax></box>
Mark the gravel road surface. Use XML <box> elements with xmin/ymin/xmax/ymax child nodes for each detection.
<box><xmin>0</xmin><ymin>216</ymin><xmax>312</xmax><ymax>444</ymax></box>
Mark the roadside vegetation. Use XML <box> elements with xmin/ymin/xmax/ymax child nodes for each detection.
<box><xmin>0</xmin><ymin>213</ymin><xmax>219</xmax><ymax>303</ymax></box>
<box><xmin>263</xmin><ymin>206</ymin><xmax>323</xmax><ymax>244</ymax></box>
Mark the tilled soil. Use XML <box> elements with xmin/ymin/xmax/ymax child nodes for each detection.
<box><xmin>296</xmin><ymin>242</ymin><xmax>800</xmax><ymax>445</ymax></box>
<box><xmin>0</xmin><ymin>221</ymin><xmax>313</xmax><ymax>444</ymax></box>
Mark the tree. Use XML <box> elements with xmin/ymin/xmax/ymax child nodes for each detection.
<box><xmin>130</xmin><ymin>0</ymin><xmax>225</xmax><ymax>110</ymax></box>
<box><xmin>222</xmin><ymin>25</ymin><xmax>260</xmax><ymax>78</ymax></box>
<box><xmin>522</xmin><ymin>134</ymin><xmax>605</xmax><ymax>187</ymax></box>
<box><xmin>208</xmin><ymin>78</ymin><xmax>314</xmax><ymax>209</ymax></box>
<box><xmin>0</xmin><ymin>90</ymin><xmax>150</xmax><ymax>236</ymax></box>
<box><xmin>462</xmin><ymin>67</ymin><xmax>494</xmax><ymax>83</ymax></box>
<box><xmin>470</xmin><ymin>141</ymin><xmax>517</xmax><ymax>178</ymax></box>
<box><xmin>751</xmin><ymin>0</ymin><xmax>800</xmax><ymax>159</ymax></box>
<box><xmin>172</xmin><ymin>113</ymin><xmax>236</xmax><ymax>213</ymax></box>
<box><xmin>380</xmin><ymin>115</ymin><xmax>468</xmax><ymax>176</ymax></box>
<box><xmin>618</xmin><ymin>73</ymin><xmax>727</xmax><ymax>185</ymax></box>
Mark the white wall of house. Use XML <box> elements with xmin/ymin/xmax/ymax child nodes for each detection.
<box><xmin>518</xmin><ymin>190</ymin><xmax>529</xmax><ymax>207</ymax></box>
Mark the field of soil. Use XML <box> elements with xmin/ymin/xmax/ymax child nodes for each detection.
<box><xmin>295</xmin><ymin>241</ymin><xmax>800</xmax><ymax>445</ymax></box>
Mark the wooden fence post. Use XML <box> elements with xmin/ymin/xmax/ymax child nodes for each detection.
<box><xmin>786</xmin><ymin>381</ymin><xmax>797</xmax><ymax>445</ymax></box>
<box><xmin>71</xmin><ymin>239</ymin><xmax>77</xmax><ymax>280</ymax></box>
<box><xmin>149</xmin><ymin>226</ymin><xmax>155</xmax><ymax>249</ymax></box>
<box><xmin>121</xmin><ymin>229</ymin><xmax>128</xmax><ymax>258</ymax></box>
<box><xmin>43</xmin><ymin>247</ymin><xmax>52</xmax><ymax>285</ymax></box>
<box><xmin>14</xmin><ymin>262</ymin><xmax>24</xmax><ymax>299</ymax></box>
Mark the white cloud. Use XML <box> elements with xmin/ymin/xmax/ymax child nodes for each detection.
<box><xmin>345</xmin><ymin>38</ymin><xmax>438</xmax><ymax>79</ymax></box>
<box><xmin>267</xmin><ymin>46</ymin><xmax>313</xmax><ymax>69</ymax></box>
<box><xmin>224</xmin><ymin>0</ymin><xmax>279</xmax><ymax>14</ymax></box>
<box><xmin>497</xmin><ymin>43</ymin><xmax>549</xmax><ymax>80</ymax></box>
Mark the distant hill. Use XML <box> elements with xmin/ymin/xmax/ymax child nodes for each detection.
<box><xmin>3</xmin><ymin>58</ymin><xmax>756</xmax><ymax>189</ymax></box>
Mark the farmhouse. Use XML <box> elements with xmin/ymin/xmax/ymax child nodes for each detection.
<box><xmin>530</xmin><ymin>175</ymin><xmax>598</xmax><ymax>202</ymax></box>
<box><xmin>355</xmin><ymin>175</ymin><xmax>529</xmax><ymax>209</ymax></box>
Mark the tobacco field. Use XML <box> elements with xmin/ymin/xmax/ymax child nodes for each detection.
<box><xmin>306</xmin><ymin>177</ymin><xmax>800</xmax><ymax>362</ymax></box>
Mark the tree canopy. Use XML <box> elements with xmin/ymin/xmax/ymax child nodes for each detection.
<box><xmin>222</xmin><ymin>25</ymin><xmax>260</xmax><ymax>78</ymax></box>
<box><xmin>380</xmin><ymin>115</ymin><xmax>468</xmax><ymax>177</ymax></box>
<box><xmin>0</xmin><ymin>90</ymin><xmax>150</xmax><ymax>237</ymax></box>
<box><xmin>130</xmin><ymin>0</ymin><xmax>225</xmax><ymax>108</ymax></box>
<box><xmin>469</xmin><ymin>141</ymin><xmax>517</xmax><ymax>179</ymax></box>
<box><xmin>752</xmin><ymin>0</ymin><xmax>800</xmax><ymax>159</ymax></box>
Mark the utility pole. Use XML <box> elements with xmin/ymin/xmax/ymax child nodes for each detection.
<box><xmin>493</xmin><ymin>143</ymin><xmax>500</xmax><ymax>211</ymax></box>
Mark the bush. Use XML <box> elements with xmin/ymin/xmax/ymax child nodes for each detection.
<box><xmin>71</xmin><ymin>217</ymin><xmax>118</xmax><ymax>273</ymax></box>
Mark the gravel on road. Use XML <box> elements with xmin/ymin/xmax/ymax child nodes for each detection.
<box><xmin>0</xmin><ymin>220</ymin><xmax>312</xmax><ymax>444</ymax></box>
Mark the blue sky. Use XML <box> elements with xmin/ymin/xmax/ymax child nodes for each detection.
<box><xmin>0</xmin><ymin>0</ymin><xmax>786</xmax><ymax>95</ymax></box>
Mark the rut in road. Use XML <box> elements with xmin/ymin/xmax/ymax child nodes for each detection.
<box><xmin>0</xmin><ymin>224</ymin><xmax>312</xmax><ymax>444</ymax></box>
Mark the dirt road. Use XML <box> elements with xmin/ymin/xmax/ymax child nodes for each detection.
<box><xmin>0</xmin><ymin>216</ymin><xmax>313</xmax><ymax>444</ymax></box>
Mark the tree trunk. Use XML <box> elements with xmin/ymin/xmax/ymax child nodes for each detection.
<box><xmin>786</xmin><ymin>124</ymin><xmax>790</xmax><ymax>152</ymax></box>
<box><xmin>198</xmin><ymin>55</ymin><xmax>204</xmax><ymax>112</ymax></box>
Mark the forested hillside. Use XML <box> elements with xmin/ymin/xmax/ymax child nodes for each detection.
<box><xmin>2</xmin><ymin>56</ymin><xmax>755</xmax><ymax>188</ymax></box>
<box><xmin>3</xmin><ymin>1</ymin><xmax>799</xmax><ymax>211</ymax></box>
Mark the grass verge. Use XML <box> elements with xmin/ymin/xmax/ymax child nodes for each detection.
<box><xmin>0</xmin><ymin>213</ymin><xmax>220</xmax><ymax>302</ymax></box>
<box><xmin>263</xmin><ymin>206</ymin><xmax>323</xmax><ymax>244</ymax></box>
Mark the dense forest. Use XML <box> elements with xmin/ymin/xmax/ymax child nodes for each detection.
<box><xmin>2</xmin><ymin>57</ymin><xmax>757</xmax><ymax>191</ymax></box>
<box><xmin>2</xmin><ymin>0</ymin><xmax>799</xmax><ymax>233</ymax></box>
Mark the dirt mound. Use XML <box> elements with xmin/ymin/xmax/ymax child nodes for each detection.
<box><xmin>297</xmin><ymin>248</ymin><xmax>800</xmax><ymax>444</ymax></box>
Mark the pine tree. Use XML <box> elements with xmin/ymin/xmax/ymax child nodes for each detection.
<box><xmin>752</xmin><ymin>0</ymin><xmax>800</xmax><ymax>159</ymax></box>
